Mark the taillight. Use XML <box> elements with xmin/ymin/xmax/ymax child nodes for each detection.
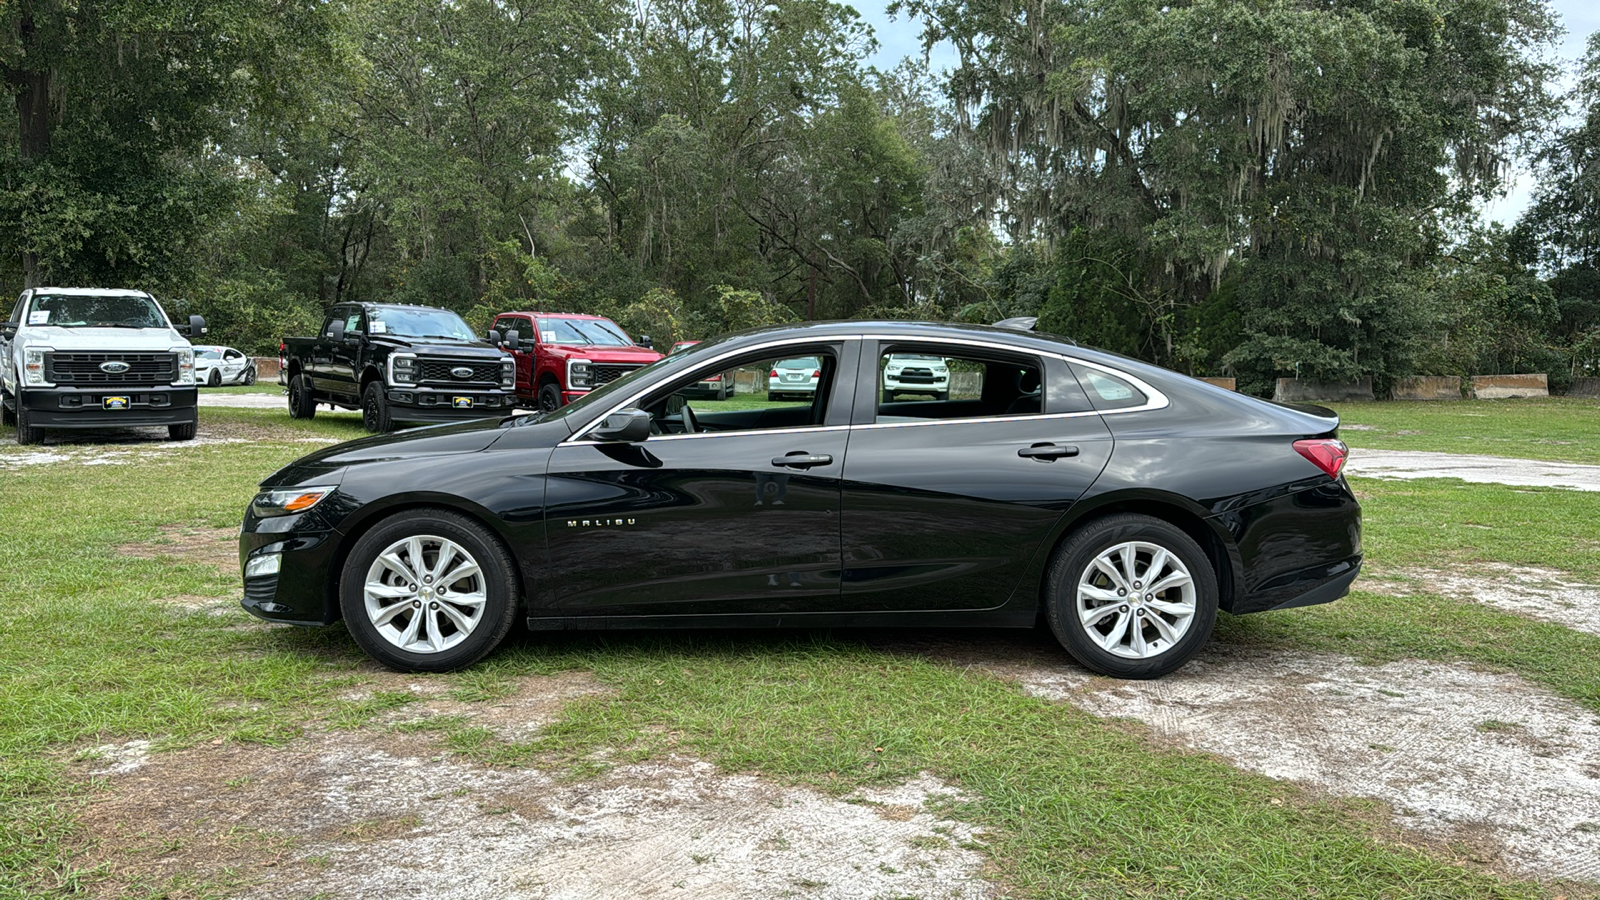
<box><xmin>812</xmin><ymin>369</ymin><xmax>820</xmax><ymax>377</ymax></box>
<box><xmin>278</xmin><ymin>341</ymin><xmax>286</xmax><ymax>367</ymax></box>
<box><xmin>770</xmin><ymin>369</ymin><xmax>778</xmax><ymax>378</ymax></box>
<box><xmin>1294</xmin><ymin>439</ymin><xmax>1348</xmax><ymax>478</ymax></box>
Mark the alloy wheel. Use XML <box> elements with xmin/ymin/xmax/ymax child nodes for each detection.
<box><xmin>362</xmin><ymin>534</ymin><xmax>487</xmax><ymax>654</ymax></box>
<box><xmin>1075</xmin><ymin>540</ymin><xmax>1196</xmax><ymax>659</ymax></box>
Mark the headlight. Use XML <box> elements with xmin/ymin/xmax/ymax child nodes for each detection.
<box><xmin>500</xmin><ymin>357</ymin><xmax>515</xmax><ymax>389</ymax></box>
<box><xmin>175</xmin><ymin>348</ymin><xmax>195</xmax><ymax>385</ymax></box>
<box><xmin>886</xmin><ymin>366</ymin><xmax>902</xmax><ymax>375</ymax></box>
<box><xmin>24</xmin><ymin>349</ymin><xmax>48</xmax><ymax>385</ymax></box>
<box><xmin>389</xmin><ymin>354</ymin><xmax>418</xmax><ymax>386</ymax></box>
<box><xmin>250</xmin><ymin>486</ymin><xmax>336</xmax><ymax>518</ymax></box>
<box><xmin>568</xmin><ymin>359</ymin><xmax>592</xmax><ymax>390</ymax></box>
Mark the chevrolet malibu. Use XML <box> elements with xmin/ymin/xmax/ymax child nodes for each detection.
<box><xmin>239</xmin><ymin>321</ymin><xmax>1360</xmax><ymax>678</ymax></box>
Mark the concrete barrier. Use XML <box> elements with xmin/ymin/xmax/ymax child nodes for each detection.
<box><xmin>1569</xmin><ymin>377</ymin><xmax>1600</xmax><ymax>399</ymax></box>
<box><xmin>1391</xmin><ymin>376</ymin><xmax>1462</xmax><ymax>401</ymax></box>
<box><xmin>253</xmin><ymin>357</ymin><xmax>282</xmax><ymax>379</ymax></box>
<box><xmin>1274</xmin><ymin>377</ymin><xmax>1374</xmax><ymax>402</ymax></box>
<box><xmin>1470</xmin><ymin>374</ymin><xmax>1548</xmax><ymax>399</ymax></box>
<box><xmin>1197</xmin><ymin>377</ymin><xmax>1236</xmax><ymax>391</ymax></box>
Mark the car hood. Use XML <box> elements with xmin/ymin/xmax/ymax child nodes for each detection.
<box><xmin>259</xmin><ymin>417</ymin><xmax>516</xmax><ymax>488</ymax></box>
<box><xmin>20</xmin><ymin>326</ymin><xmax>188</xmax><ymax>351</ymax></box>
<box><xmin>538</xmin><ymin>344</ymin><xmax>662</xmax><ymax>363</ymax></box>
<box><xmin>373</xmin><ymin>337</ymin><xmax>506</xmax><ymax>358</ymax></box>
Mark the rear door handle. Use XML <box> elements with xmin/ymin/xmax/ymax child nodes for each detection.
<box><xmin>1017</xmin><ymin>442</ymin><xmax>1079</xmax><ymax>460</ymax></box>
<box><xmin>772</xmin><ymin>452</ymin><xmax>833</xmax><ymax>469</ymax></box>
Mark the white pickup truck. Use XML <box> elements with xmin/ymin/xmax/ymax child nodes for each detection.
<box><xmin>1</xmin><ymin>287</ymin><xmax>207</xmax><ymax>445</ymax></box>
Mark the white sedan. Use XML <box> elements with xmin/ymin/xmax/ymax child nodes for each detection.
<box><xmin>194</xmin><ymin>346</ymin><xmax>258</xmax><ymax>387</ymax></box>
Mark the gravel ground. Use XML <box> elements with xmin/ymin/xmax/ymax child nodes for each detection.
<box><xmin>1345</xmin><ymin>449</ymin><xmax>1600</xmax><ymax>491</ymax></box>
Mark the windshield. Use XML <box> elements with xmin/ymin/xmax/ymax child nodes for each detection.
<box><xmin>891</xmin><ymin>354</ymin><xmax>944</xmax><ymax>363</ymax></box>
<box><xmin>368</xmin><ymin>307</ymin><xmax>478</xmax><ymax>341</ymax></box>
<box><xmin>776</xmin><ymin>358</ymin><xmax>821</xmax><ymax>369</ymax></box>
<box><xmin>27</xmin><ymin>294</ymin><xmax>167</xmax><ymax>329</ymax></box>
<box><xmin>515</xmin><ymin>353</ymin><xmax>678</xmax><ymax>427</ymax></box>
<box><xmin>197</xmin><ymin>349</ymin><xmax>222</xmax><ymax>359</ymax></box>
<box><xmin>537</xmin><ymin>317</ymin><xmax>633</xmax><ymax>347</ymax></box>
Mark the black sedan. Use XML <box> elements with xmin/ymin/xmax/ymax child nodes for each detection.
<box><xmin>239</xmin><ymin>321</ymin><xmax>1360</xmax><ymax>678</ymax></box>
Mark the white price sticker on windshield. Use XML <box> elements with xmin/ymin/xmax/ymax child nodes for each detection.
<box><xmin>369</xmin><ymin>321</ymin><xmax>387</xmax><ymax>333</ymax></box>
<box><xmin>28</xmin><ymin>310</ymin><xmax>49</xmax><ymax>324</ymax></box>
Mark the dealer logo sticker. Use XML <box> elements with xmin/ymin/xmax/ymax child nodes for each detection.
<box><xmin>99</xmin><ymin>361</ymin><xmax>130</xmax><ymax>374</ymax></box>
<box><xmin>103</xmin><ymin>396</ymin><xmax>130</xmax><ymax>410</ymax></box>
<box><xmin>452</xmin><ymin>396</ymin><xmax>473</xmax><ymax>408</ymax></box>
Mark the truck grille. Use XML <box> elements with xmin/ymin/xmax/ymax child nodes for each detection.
<box><xmin>47</xmin><ymin>352</ymin><xmax>177</xmax><ymax>385</ymax></box>
<box><xmin>593</xmin><ymin>363</ymin><xmax>643</xmax><ymax>386</ymax></box>
<box><xmin>418</xmin><ymin>359</ymin><xmax>503</xmax><ymax>387</ymax></box>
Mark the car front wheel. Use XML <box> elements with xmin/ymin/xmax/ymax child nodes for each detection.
<box><xmin>538</xmin><ymin>381</ymin><xmax>562</xmax><ymax>413</ymax></box>
<box><xmin>208</xmin><ymin>369</ymin><xmax>221</xmax><ymax>387</ymax></box>
<box><xmin>1045</xmin><ymin>514</ymin><xmax>1218</xmax><ymax>679</ymax></box>
<box><xmin>339</xmin><ymin>509</ymin><xmax>519</xmax><ymax>672</ymax></box>
<box><xmin>362</xmin><ymin>381</ymin><xmax>393</xmax><ymax>433</ymax></box>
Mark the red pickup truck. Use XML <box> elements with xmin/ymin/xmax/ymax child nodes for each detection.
<box><xmin>490</xmin><ymin>311</ymin><xmax>662</xmax><ymax>411</ymax></box>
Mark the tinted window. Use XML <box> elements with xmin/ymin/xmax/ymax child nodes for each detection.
<box><xmin>369</xmin><ymin>307</ymin><xmax>475</xmax><ymax>340</ymax></box>
<box><xmin>876</xmin><ymin>346</ymin><xmax>1042</xmax><ymax>420</ymax></box>
<box><xmin>1074</xmin><ymin>365</ymin><xmax>1147</xmax><ymax>411</ymax></box>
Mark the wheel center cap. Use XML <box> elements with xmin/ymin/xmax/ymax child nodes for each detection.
<box><xmin>421</xmin><ymin>587</ymin><xmax>435</xmax><ymax>601</ymax></box>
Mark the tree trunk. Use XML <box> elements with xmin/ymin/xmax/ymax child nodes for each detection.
<box><xmin>9</xmin><ymin>8</ymin><xmax>53</xmax><ymax>286</ymax></box>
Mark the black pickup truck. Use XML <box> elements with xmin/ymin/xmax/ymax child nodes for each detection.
<box><xmin>281</xmin><ymin>303</ymin><xmax>518</xmax><ymax>432</ymax></box>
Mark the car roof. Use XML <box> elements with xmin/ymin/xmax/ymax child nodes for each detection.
<box><xmin>32</xmin><ymin>287</ymin><xmax>156</xmax><ymax>298</ymax></box>
<box><xmin>497</xmin><ymin>311</ymin><xmax>616</xmax><ymax>321</ymax></box>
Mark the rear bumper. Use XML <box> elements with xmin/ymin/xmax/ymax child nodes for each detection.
<box><xmin>17</xmin><ymin>385</ymin><xmax>197</xmax><ymax>428</ymax></box>
<box><xmin>1219</xmin><ymin>477</ymin><xmax>1363</xmax><ymax>615</ymax></box>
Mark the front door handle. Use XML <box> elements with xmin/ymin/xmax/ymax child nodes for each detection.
<box><xmin>1017</xmin><ymin>442</ymin><xmax>1080</xmax><ymax>460</ymax></box>
<box><xmin>772</xmin><ymin>452</ymin><xmax>834</xmax><ymax>469</ymax></box>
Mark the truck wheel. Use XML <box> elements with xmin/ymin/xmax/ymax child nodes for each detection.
<box><xmin>1</xmin><ymin>392</ymin><xmax>14</xmax><ymax>427</ymax></box>
<box><xmin>338</xmin><ymin>509</ymin><xmax>519</xmax><ymax>672</ymax></box>
<box><xmin>538</xmin><ymin>381</ymin><xmax>562</xmax><ymax>413</ymax></box>
<box><xmin>362</xmin><ymin>381</ymin><xmax>394</xmax><ymax>433</ymax></box>
<box><xmin>15</xmin><ymin>403</ymin><xmax>43</xmax><ymax>445</ymax></box>
<box><xmin>169</xmin><ymin>417</ymin><xmax>197</xmax><ymax>441</ymax></box>
<box><xmin>288</xmin><ymin>374</ymin><xmax>316</xmax><ymax>420</ymax></box>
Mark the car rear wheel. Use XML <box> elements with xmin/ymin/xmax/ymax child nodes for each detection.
<box><xmin>287</xmin><ymin>373</ymin><xmax>316</xmax><ymax>419</ymax></box>
<box><xmin>362</xmin><ymin>381</ymin><xmax>393</xmax><ymax>433</ymax></box>
<box><xmin>243</xmin><ymin>366</ymin><xmax>256</xmax><ymax>386</ymax></box>
<box><xmin>339</xmin><ymin>510</ymin><xmax>519</xmax><ymax>672</ymax></box>
<box><xmin>538</xmin><ymin>380</ymin><xmax>562</xmax><ymax>413</ymax></box>
<box><xmin>1045</xmin><ymin>514</ymin><xmax>1218</xmax><ymax>679</ymax></box>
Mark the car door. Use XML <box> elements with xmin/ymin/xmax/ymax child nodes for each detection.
<box><xmin>221</xmin><ymin>349</ymin><xmax>245</xmax><ymax>383</ymax></box>
<box><xmin>542</xmin><ymin>339</ymin><xmax>859</xmax><ymax>617</ymax></box>
<box><xmin>320</xmin><ymin>308</ymin><xmax>365</xmax><ymax>399</ymax></box>
<box><xmin>838</xmin><ymin>340</ymin><xmax>1114</xmax><ymax>611</ymax></box>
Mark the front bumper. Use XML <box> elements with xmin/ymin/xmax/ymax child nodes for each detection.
<box><xmin>240</xmin><ymin>509</ymin><xmax>344</xmax><ymax>626</ymax></box>
<box><xmin>18</xmin><ymin>385</ymin><xmax>197</xmax><ymax>428</ymax></box>
<box><xmin>385</xmin><ymin>387</ymin><xmax>518</xmax><ymax>424</ymax></box>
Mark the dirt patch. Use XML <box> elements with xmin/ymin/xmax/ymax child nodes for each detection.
<box><xmin>0</xmin><ymin>419</ymin><xmax>339</xmax><ymax>467</ymax></box>
<box><xmin>344</xmin><ymin>669</ymin><xmax>617</xmax><ymax>741</ymax></box>
<box><xmin>1005</xmin><ymin>643</ymin><xmax>1600</xmax><ymax>883</ymax></box>
<box><xmin>71</xmin><ymin>729</ymin><xmax>988</xmax><ymax>899</ymax></box>
<box><xmin>1345</xmin><ymin>449</ymin><xmax>1600</xmax><ymax>492</ymax></box>
<box><xmin>1372</xmin><ymin>565</ymin><xmax>1600</xmax><ymax>638</ymax></box>
<box><xmin>119</xmin><ymin>525</ymin><xmax>240</xmax><ymax>574</ymax></box>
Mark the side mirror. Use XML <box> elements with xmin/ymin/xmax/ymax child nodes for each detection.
<box><xmin>188</xmin><ymin>315</ymin><xmax>208</xmax><ymax>338</ymax></box>
<box><xmin>638</xmin><ymin>334</ymin><xmax>653</xmax><ymax>349</ymax></box>
<box><xmin>1</xmin><ymin>321</ymin><xmax>16</xmax><ymax>339</ymax></box>
<box><xmin>590</xmin><ymin>408</ymin><xmax>652</xmax><ymax>443</ymax></box>
<box><xmin>328</xmin><ymin>319</ymin><xmax>347</xmax><ymax>343</ymax></box>
<box><xmin>505</xmin><ymin>329</ymin><xmax>520</xmax><ymax>351</ymax></box>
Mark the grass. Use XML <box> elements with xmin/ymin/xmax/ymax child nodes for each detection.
<box><xmin>1327</xmin><ymin>397</ymin><xmax>1600</xmax><ymax>464</ymax></box>
<box><xmin>1</xmin><ymin>402</ymin><xmax>1597</xmax><ymax>898</ymax></box>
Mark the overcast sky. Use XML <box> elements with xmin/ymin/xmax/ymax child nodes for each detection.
<box><xmin>853</xmin><ymin>0</ymin><xmax>1600</xmax><ymax>227</ymax></box>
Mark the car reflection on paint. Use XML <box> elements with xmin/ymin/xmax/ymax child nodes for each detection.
<box><xmin>239</xmin><ymin>320</ymin><xmax>1360</xmax><ymax>679</ymax></box>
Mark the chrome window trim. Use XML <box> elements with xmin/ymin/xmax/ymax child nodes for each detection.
<box><xmin>858</xmin><ymin>333</ymin><xmax>1169</xmax><ymax>416</ymax></box>
<box><xmin>563</xmin><ymin>423</ymin><xmax>850</xmax><ymax>447</ymax></box>
<box><xmin>559</xmin><ymin>330</ymin><xmax>1169</xmax><ymax>446</ymax></box>
<box><xmin>562</xmin><ymin>336</ymin><xmax>859</xmax><ymax>444</ymax></box>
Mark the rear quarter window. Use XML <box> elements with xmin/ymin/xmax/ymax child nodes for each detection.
<box><xmin>1073</xmin><ymin>365</ymin><xmax>1148</xmax><ymax>411</ymax></box>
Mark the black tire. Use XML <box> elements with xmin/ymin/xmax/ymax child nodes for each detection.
<box><xmin>717</xmin><ymin>383</ymin><xmax>730</xmax><ymax>401</ymax></box>
<box><xmin>287</xmin><ymin>373</ymin><xmax>316</xmax><ymax>419</ymax></box>
<box><xmin>934</xmin><ymin>390</ymin><xmax>949</xmax><ymax>401</ymax></box>
<box><xmin>15</xmin><ymin>403</ymin><xmax>43</xmax><ymax>445</ymax></box>
<box><xmin>361</xmin><ymin>381</ymin><xmax>393</xmax><ymax>433</ymax></box>
<box><xmin>168</xmin><ymin>417</ymin><xmax>198</xmax><ymax>441</ymax></box>
<box><xmin>538</xmin><ymin>380</ymin><xmax>562</xmax><ymax>413</ymax></box>
<box><xmin>208</xmin><ymin>369</ymin><xmax>222</xmax><ymax>387</ymax></box>
<box><xmin>881</xmin><ymin>390</ymin><xmax>895</xmax><ymax>404</ymax></box>
<box><xmin>1</xmin><ymin>392</ymin><xmax>14</xmax><ymax>427</ymax></box>
<box><xmin>244</xmin><ymin>366</ymin><xmax>257</xmax><ymax>386</ymax></box>
<box><xmin>339</xmin><ymin>509</ymin><xmax>520</xmax><ymax>672</ymax></box>
<box><xmin>1044</xmin><ymin>513</ymin><xmax>1218</xmax><ymax>679</ymax></box>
